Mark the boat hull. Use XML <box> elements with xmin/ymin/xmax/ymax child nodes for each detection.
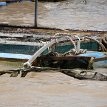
<box><xmin>79</xmin><ymin>52</ymin><xmax>107</xmax><ymax>68</ymax></box>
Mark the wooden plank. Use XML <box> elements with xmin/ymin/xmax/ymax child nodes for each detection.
<box><xmin>37</xmin><ymin>56</ymin><xmax>92</xmax><ymax>61</ymax></box>
<box><xmin>94</xmin><ymin>57</ymin><xmax>107</xmax><ymax>62</ymax></box>
<box><xmin>0</xmin><ymin>57</ymin><xmax>27</xmax><ymax>62</ymax></box>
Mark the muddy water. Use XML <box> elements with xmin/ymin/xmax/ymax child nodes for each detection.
<box><xmin>0</xmin><ymin>1</ymin><xmax>107</xmax><ymax>106</ymax></box>
<box><xmin>0</xmin><ymin>61</ymin><xmax>107</xmax><ymax>107</ymax></box>
<box><xmin>0</xmin><ymin>0</ymin><xmax>107</xmax><ymax>30</ymax></box>
<box><xmin>0</xmin><ymin>1</ymin><xmax>35</xmax><ymax>26</ymax></box>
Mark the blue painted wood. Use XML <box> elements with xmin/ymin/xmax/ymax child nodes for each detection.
<box><xmin>0</xmin><ymin>44</ymin><xmax>40</xmax><ymax>55</ymax></box>
<box><xmin>0</xmin><ymin>53</ymin><xmax>32</xmax><ymax>59</ymax></box>
<box><xmin>79</xmin><ymin>52</ymin><xmax>106</xmax><ymax>58</ymax></box>
<box><xmin>79</xmin><ymin>52</ymin><xmax>107</xmax><ymax>68</ymax></box>
<box><xmin>0</xmin><ymin>2</ymin><xmax>7</xmax><ymax>6</ymax></box>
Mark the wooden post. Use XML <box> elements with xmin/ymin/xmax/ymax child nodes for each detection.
<box><xmin>34</xmin><ymin>0</ymin><xmax>38</xmax><ymax>28</ymax></box>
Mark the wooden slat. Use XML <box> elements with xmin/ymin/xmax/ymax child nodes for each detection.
<box><xmin>0</xmin><ymin>57</ymin><xmax>27</xmax><ymax>62</ymax></box>
<box><xmin>37</xmin><ymin>56</ymin><xmax>92</xmax><ymax>61</ymax></box>
<box><xmin>94</xmin><ymin>57</ymin><xmax>107</xmax><ymax>62</ymax></box>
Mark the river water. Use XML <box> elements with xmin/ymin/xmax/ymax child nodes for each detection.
<box><xmin>0</xmin><ymin>60</ymin><xmax>107</xmax><ymax>107</ymax></box>
<box><xmin>0</xmin><ymin>0</ymin><xmax>107</xmax><ymax>31</ymax></box>
<box><xmin>0</xmin><ymin>1</ymin><xmax>107</xmax><ymax>107</ymax></box>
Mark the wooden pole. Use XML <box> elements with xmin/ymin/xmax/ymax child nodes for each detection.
<box><xmin>34</xmin><ymin>0</ymin><xmax>38</xmax><ymax>27</ymax></box>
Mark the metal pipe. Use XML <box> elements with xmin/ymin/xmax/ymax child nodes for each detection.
<box><xmin>75</xmin><ymin>35</ymin><xmax>81</xmax><ymax>53</ymax></box>
<box><xmin>23</xmin><ymin>39</ymin><xmax>57</xmax><ymax>68</ymax></box>
<box><xmin>54</xmin><ymin>33</ymin><xmax>76</xmax><ymax>49</ymax></box>
<box><xmin>23</xmin><ymin>35</ymin><xmax>76</xmax><ymax>68</ymax></box>
<box><xmin>85</xmin><ymin>37</ymin><xmax>107</xmax><ymax>52</ymax></box>
<box><xmin>66</xmin><ymin>36</ymin><xmax>76</xmax><ymax>50</ymax></box>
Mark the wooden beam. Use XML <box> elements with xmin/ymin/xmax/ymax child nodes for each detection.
<box><xmin>94</xmin><ymin>57</ymin><xmax>107</xmax><ymax>62</ymax></box>
<box><xmin>34</xmin><ymin>0</ymin><xmax>38</xmax><ymax>27</ymax></box>
<box><xmin>37</xmin><ymin>56</ymin><xmax>92</xmax><ymax>61</ymax></box>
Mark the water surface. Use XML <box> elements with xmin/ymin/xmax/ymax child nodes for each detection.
<box><xmin>0</xmin><ymin>0</ymin><xmax>107</xmax><ymax>31</ymax></box>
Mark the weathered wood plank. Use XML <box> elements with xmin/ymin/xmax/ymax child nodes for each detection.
<box><xmin>94</xmin><ymin>57</ymin><xmax>107</xmax><ymax>62</ymax></box>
